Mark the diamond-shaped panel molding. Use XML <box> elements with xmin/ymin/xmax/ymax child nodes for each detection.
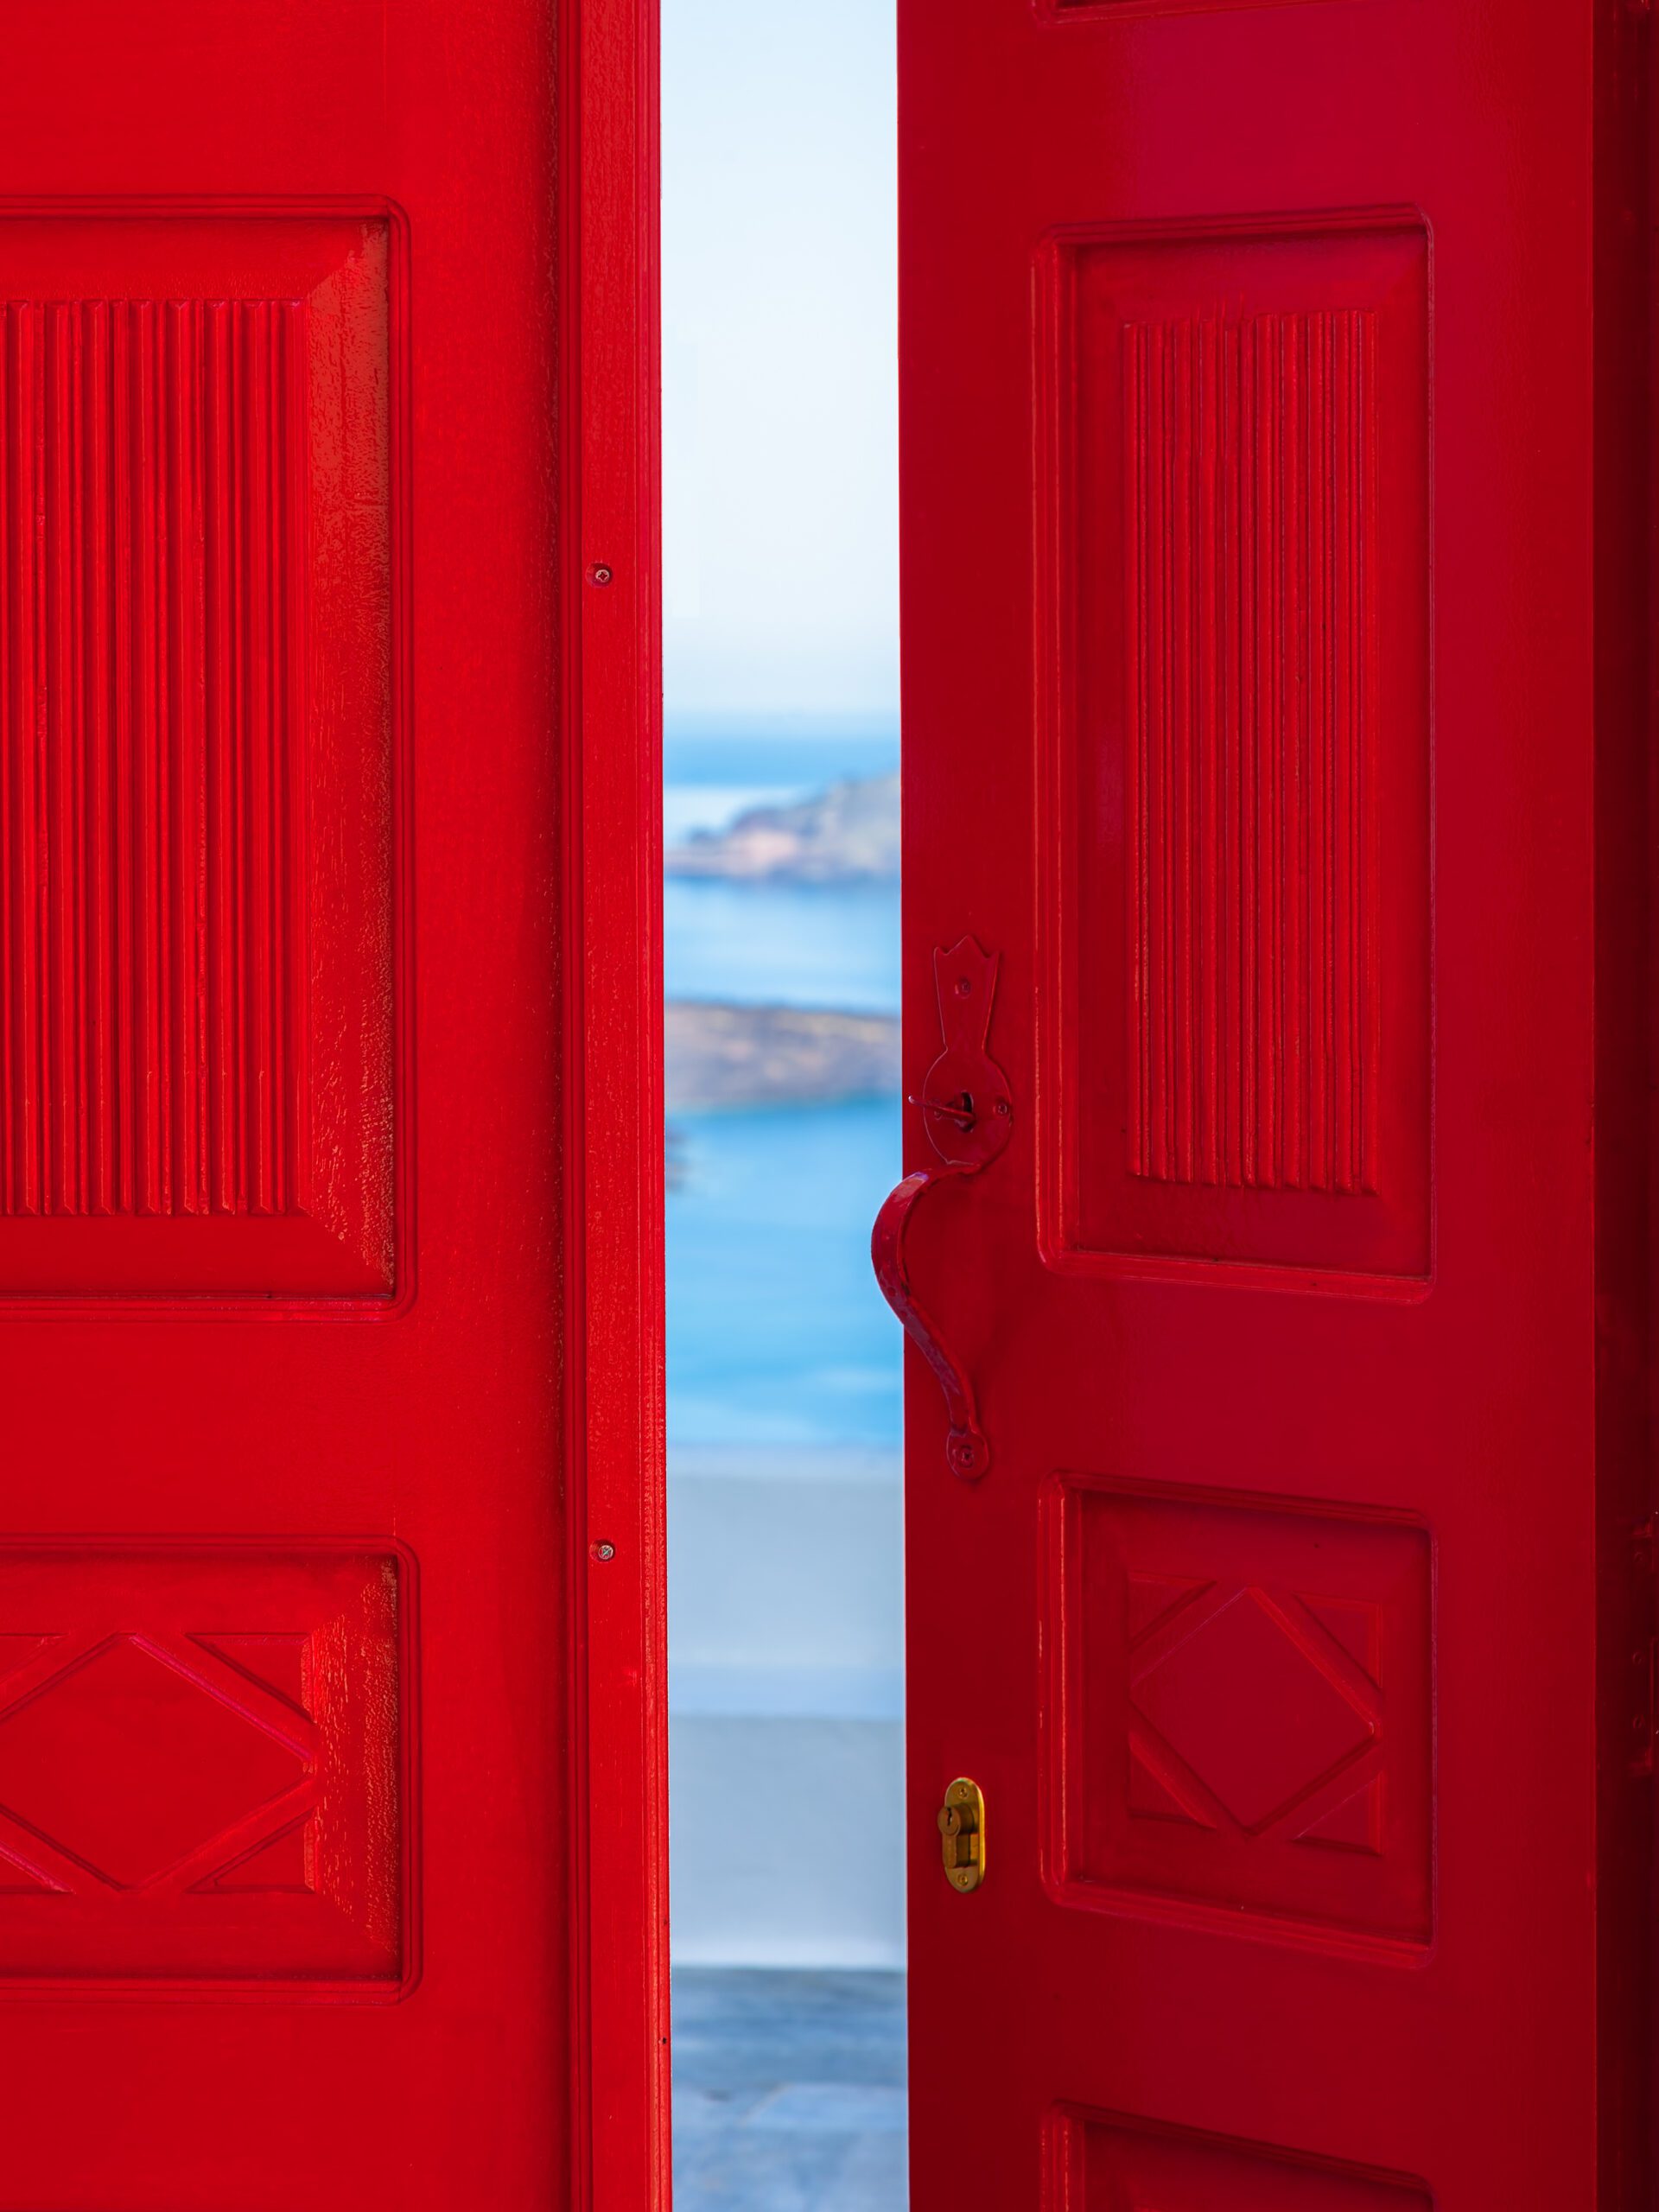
<box><xmin>1061</xmin><ymin>1484</ymin><xmax>1431</xmax><ymax>1944</ymax></box>
<box><xmin>1133</xmin><ymin>1590</ymin><xmax>1373</xmax><ymax>1828</ymax></box>
<box><xmin>0</xmin><ymin>1637</ymin><xmax>304</xmax><ymax>1886</ymax></box>
<box><xmin>0</xmin><ymin>1547</ymin><xmax>407</xmax><ymax>1986</ymax></box>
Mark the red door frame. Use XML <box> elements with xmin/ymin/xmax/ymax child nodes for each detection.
<box><xmin>560</xmin><ymin>1</ymin><xmax>671</xmax><ymax>2207</ymax></box>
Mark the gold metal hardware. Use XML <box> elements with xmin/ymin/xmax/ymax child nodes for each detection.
<box><xmin>938</xmin><ymin>1776</ymin><xmax>986</xmax><ymax>1893</ymax></box>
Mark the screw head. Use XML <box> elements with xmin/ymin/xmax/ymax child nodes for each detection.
<box><xmin>592</xmin><ymin>1541</ymin><xmax>617</xmax><ymax>1562</ymax></box>
<box><xmin>589</xmin><ymin>563</ymin><xmax>615</xmax><ymax>588</ymax></box>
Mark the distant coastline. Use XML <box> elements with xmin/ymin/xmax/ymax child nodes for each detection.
<box><xmin>665</xmin><ymin>1000</ymin><xmax>899</xmax><ymax>1113</ymax></box>
<box><xmin>664</xmin><ymin>767</ymin><xmax>900</xmax><ymax>1111</ymax></box>
<box><xmin>664</xmin><ymin>772</ymin><xmax>898</xmax><ymax>886</ymax></box>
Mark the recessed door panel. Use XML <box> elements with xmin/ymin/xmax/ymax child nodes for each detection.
<box><xmin>0</xmin><ymin>1543</ymin><xmax>410</xmax><ymax>1987</ymax></box>
<box><xmin>1054</xmin><ymin>2108</ymin><xmax>1431</xmax><ymax>2212</ymax></box>
<box><xmin>1046</xmin><ymin>223</ymin><xmax>1429</xmax><ymax>1280</ymax></box>
<box><xmin>1047</xmin><ymin>1477</ymin><xmax>1431</xmax><ymax>1948</ymax></box>
<box><xmin>0</xmin><ymin>214</ymin><xmax>398</xmax><ymax>1300</ymax></box>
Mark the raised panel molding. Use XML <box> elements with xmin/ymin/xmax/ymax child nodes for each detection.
<box><xmin>0</xmin><ymin>1543</ymin><xmax>413</xmax><ymax>1990</ymax></box>
<box><xmin>0</xmin><ymin>210</ymin><xmax>401</xmax><ymax>1300</ymax></box>
<box><xmin>1044</xmin><ymin>219</ymin><xmax>1430</xmax><ymax>1281</ymax></box>
<box><xmin>1046</xmin><ymin>1475</ymin><xmax>1433</xmax><ymax>1951</ymax></box>
<box><xmin>1052</xmin><ymin>2107</ymin><xmax>1431</xmax><ymax>2212</ymax></box>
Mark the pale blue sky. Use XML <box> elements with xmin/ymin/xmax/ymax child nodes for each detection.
<box><xmin>662</xmin><ymin>0</ymin><xmax>898</xmax><ymax>725</ymax></box>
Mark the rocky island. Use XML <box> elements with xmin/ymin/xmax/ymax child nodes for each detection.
<box><xmin>664</xmin><ymin>1000</ymin><xmax>899</xmax><ymax>1113</ymax></box>
<box><xmin>664</xmin><ymin>771</ymin><xmax>899</xmax><ymax>884</ymax></box>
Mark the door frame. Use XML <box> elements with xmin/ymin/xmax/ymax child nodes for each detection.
<box><xmin>560</xmin><ymin>0</ymin><xmax>670</xmax><ymax>2207</ymax></box>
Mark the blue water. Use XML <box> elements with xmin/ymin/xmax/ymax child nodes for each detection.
<box><xmin>664</xmin><ymin>725</ymin><xmax>903</xmax><ymax>1449</ymax></box>
<box><xmin>665</xmin><ymin>880</ymin><xmax>899</xmax><ymax>1014</ymax></box>
<box><xmin>664</xmin><ymin>716</ymin><xmax>898</xmax><ymax>794</ymax></box>
<box><xmin>667</xmin><ymin>1101</ymin><xmax>903</xmax><ymax>1446</ymax></box>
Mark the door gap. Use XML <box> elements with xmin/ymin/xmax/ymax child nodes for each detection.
<box><xmin>661</xmin><ymin>3</ymin><xmax>905</xmax><ymax>2205</ymax></box>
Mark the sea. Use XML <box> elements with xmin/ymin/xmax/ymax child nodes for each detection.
<box><xmin>664</xmin><ymin>721</ymin><xmax>902</xmax><ymax>1450</ymax></box>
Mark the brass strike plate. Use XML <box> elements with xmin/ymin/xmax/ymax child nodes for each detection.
<box><xmin>938</xmin><ymin>1776</ymin><xmax>986</xmax><ymax>1893</ymax></box>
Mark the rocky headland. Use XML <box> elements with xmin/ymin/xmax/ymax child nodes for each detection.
<box><xmin>665</xmin><ymin>771</ymin><xmax>900</xmax><ymax>1115</ymax></box>
<box><xmin>664</xmin><ymin>772</ymin><xmax>899</xmax><ymax>885</ymax></box>
<box><xmin>664</xmin><ymin>1000</ymin><xmax>899</xmax><ymax>1112</ymax></box>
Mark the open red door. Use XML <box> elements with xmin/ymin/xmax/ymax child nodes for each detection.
<box><xmin>892</xmin><ymin>0</ymin><xmax>1653</xmax><ymax>2204</ymax></box>
<box><xmin>0</xmin><ymin>4</ymin><xmax>666</xmax><ymax>2207</ymax></box>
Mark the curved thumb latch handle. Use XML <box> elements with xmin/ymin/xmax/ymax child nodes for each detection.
<box><xmin>871</xmin><ymin>937</ymin><xmax>1011</xmax><ymax>1479</ymax></box>
<box><xmin>872</xmin><ymin>1169</ymin><xmax>988</xmax><ymax>1479</ymax></box>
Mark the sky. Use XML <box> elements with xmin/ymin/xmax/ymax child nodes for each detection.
<box><xmin>661</xmin><ymin>0</ymin><xmax>898</xmax><ymax>727</ymax></box>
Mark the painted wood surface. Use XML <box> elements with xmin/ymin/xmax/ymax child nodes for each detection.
<box><xmin>0</xmin><ymin>3</ymin><xmax>665</xmax><ymax>2207</ymax></box>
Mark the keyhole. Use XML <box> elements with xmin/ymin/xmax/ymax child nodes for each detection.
<box><xmin>916</xmin><ymin>1088</ymin><xmax>976</xmax><ymax>1131</ymax></box>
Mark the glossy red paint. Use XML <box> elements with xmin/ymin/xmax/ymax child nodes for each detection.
<box><xmin>0</xmin><ymin>3</ymin><xmax>664</xmax><ymax>2208</ymax></box>
<box><xmin>898</xmin><ymin>2</ymin><xmax>1652</xmax><ymax>2208</ymax></box>
<box><xmin>873</xmin><ymin>938</ymin><xmax>1014</xmax><ymax>1478</ymax></box>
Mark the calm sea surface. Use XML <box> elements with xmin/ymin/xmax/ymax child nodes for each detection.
<box><xmin>664</xmin><ymin>726</ymin><xmax>902</xmax><ymax>1449</ymax></box>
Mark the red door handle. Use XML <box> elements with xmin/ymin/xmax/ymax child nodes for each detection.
<box><xmin>871</xmin><ymin>938</ymin><xmax>1011</xmax><ymax>1479</ymax></box>
<box><xmin>872</xmin><ymin>1167</ymin><xmax>988</xmax><ymax>1478</ymax></box>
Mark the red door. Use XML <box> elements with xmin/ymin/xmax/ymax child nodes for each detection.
<box><xmin>0</xmin><ymin>4</ymin><xmax>665</xmax><ymax>2207</ymax></box>
<box><xmin>893</xmin><ymin>0</ymin><xmax>1652</xmax><ymax>2204</ymax></box>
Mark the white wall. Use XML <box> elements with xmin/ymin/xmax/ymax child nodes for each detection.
<box><xmin>668</xmin><ymin>1449</ymin><xmax>906</xmax><ymax>1967</ymax></box>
